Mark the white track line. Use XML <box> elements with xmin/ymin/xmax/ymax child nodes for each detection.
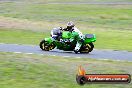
<box><xmin>0</xmin><ymin>43</ymin><xmax>5</xmax><ymax>44</ymax></box>
<box><xmin>102</xmin><ymin>59</ymin><xmax>109</xmax><ymax>61</ymax></box>
<box><xmin>14</xmin><ymin>52</ymin><xmax>22</xmax><ymax>54</ymax></box>
<box><xmin>100</xmin><ymin>59</ymin><xmax>132</xmax><ymax>62</ymax></box>
<box><xmin>25</xmin><ymin>53</ymin><xmax>33</xmax><ymax>55</ymax></box>
<box><xmin>76</xmin><ymin>57</ymin><xmax>81</xmax><ymax>58</ymax></box>
<box><xmin>51</xmin><ymin>55</ymin><xmax>56</xmax><ymax>56</ymax></box>
<box><xmin>39</xmin><ymin>54</ymin><xmax>44</xmax><ymax>55</ymax></box>
<box><xmin>63</xmin><ymin>56</ymin><xmax>70</xmax><ymax>57</ymax></box>
<box><xmin>10</xmin><ymin>52</ymin><xmax>132</xmax><ymax>62</ymax></box>
<box><xmin>0</xmin><ymin>43</ymin><xmax>36</xmax><ymax>47</ymax></box>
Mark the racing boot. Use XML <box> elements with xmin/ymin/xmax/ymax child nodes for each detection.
<box><xmin>74</xmin><ymin>42</ymin><xmax>82</xmax><ymax>54</ymax></box>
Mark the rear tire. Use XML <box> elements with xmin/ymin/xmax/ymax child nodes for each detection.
<box><xmin>39</xmin><ymin>40</ymin><xmax>48</xmax><ymax>51</ymax></box>
<box><xmin>39</xmin><ymin>40</ymin><xmax>55</xmax><ymax>51</ymax></box>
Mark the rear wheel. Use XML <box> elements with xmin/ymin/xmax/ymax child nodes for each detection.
<box><xmin>39</xmin><ymin>40</ymin><xmax>55</xmax><ymax>51</ymax></box>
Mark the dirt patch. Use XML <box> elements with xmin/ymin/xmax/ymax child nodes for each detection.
<box><xmin>0</xmin><ymin>16</ymin><xmax>64</xmax><ymax>32</ymax></box>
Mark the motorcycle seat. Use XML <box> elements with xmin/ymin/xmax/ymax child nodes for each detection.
<box><xmin>85</xmin><ymin>34</ymin><xmax>94</xmax><ymax>38</ymax></box>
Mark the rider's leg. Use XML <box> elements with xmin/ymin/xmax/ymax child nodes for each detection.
<box><xmin>74</xmin><ymin>33</ymin><xmax>84</xmax><ymax>51</ymax></box>
<box><xmin>74</xmin><ymin>41</ymin><xmax>82</xmax><ymax>51</ymax></box>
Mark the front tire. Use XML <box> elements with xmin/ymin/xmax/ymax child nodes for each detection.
<box><xmin>80</xmin><ymin>44</ymin><xmax>90</xmax><ymax>53</ymax></box>
<box><xmin>89</xmin><ymin>43</ymin><xmax>94</xmax><ymax>52</ymax></box>
<box><xmin>74</xmin><ymin>50</ymin><xmax>79</xmax><ymax>54</ymax></box>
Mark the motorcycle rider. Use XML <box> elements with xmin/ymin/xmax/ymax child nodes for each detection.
<box><xmin>51</xmin><ymin>21</ymin><xmax>84</xmax><ymax>52</ymax></box>
<box><xmin>63</xmin><ymin>21</ymin><xmax>84</xmax><ymax>52</ymax></box>
<box><xmin>63</xmin><ymin>21</ymin><xmax>83</xmax><ymax>38</ymax></box>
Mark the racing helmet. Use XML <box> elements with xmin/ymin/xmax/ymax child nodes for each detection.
<box><xmin>67</xmin><ymin>21</ymin><xmax>75</xmax><ymax>30</ymax></box>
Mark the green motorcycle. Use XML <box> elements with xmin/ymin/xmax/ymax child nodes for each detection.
<box><xmin>40</xmin><ymin>31</ymin><xmax>96</xmax><ymax>54</ymax></box>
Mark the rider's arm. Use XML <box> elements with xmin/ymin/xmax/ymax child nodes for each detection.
<box><xmin>62</xmin><ymin>28</ymin><xmax>67</xmax><ymax>31</ymax></box>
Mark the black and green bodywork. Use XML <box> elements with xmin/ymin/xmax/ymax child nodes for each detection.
<box><xmin>40</xmin><ymin>31</ymin><xmax>96</xmax><ymax>53</ymax></box>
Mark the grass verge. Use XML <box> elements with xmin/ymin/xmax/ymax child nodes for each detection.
<box><xmin>0</xmin><ymin>3</ymin><xmax>132</xmax><ymax>30</ymax></box>
<box><xmin>0</xmin><ymin>52</ymin><xmax>132</xmax><ymax>88</ymax></box>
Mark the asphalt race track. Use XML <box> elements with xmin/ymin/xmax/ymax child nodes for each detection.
<box><xmin>0</xmin><ymin>43</ymin><xmax>132</xmax><ymax>61</ymax></box>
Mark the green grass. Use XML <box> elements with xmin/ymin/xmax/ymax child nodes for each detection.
<box><xmin>0</xmin><ymin>28</ymin><xmax>132</xmax><ymax>51</ymax></box>
<box><xmin>0</xmin><ymin>52</ymin><xmax>132</xmax><ymax>88</ymax></box>
<box><xmin>1</xmin><ymin>0</ymin><xmax>132</xmax><ymax>3</ymax></box>
<box><xmin>0</xmin><ymin>28</ymin><xmax>45</xmax><ymax>45</ymax></box>
<box><xmin>46</xmin><ymin>0</ymin><xmax>132</xmax><ymax>2</ymax></box>
<box><xmin>0</xmin><ymin>3</ymin><xmax>132</xmax><ymax>30</ymax></box>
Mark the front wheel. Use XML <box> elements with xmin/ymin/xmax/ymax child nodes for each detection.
<box><xmin>80</xmin><ymin>44</ymin><xmax>90</xmax><ymax>54</ymax></box>
<box><xmin>39</xmin><ymin>40</ymin><xmax>55</xmax><ymax>51</ymax></box>
<box><xmin>79</xmin><ymin>43</ymin><xmax>94</xmax><ymax>53</ymax></box>
<box><xmin>89</xmin><ymin>43</ymin><xmax>94</xmax><ymax>52</ymax></box>
<box><xmin>74</xmin><ymin>50</ymin><xmax>79</xmax><ymax>54</ymax></box>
